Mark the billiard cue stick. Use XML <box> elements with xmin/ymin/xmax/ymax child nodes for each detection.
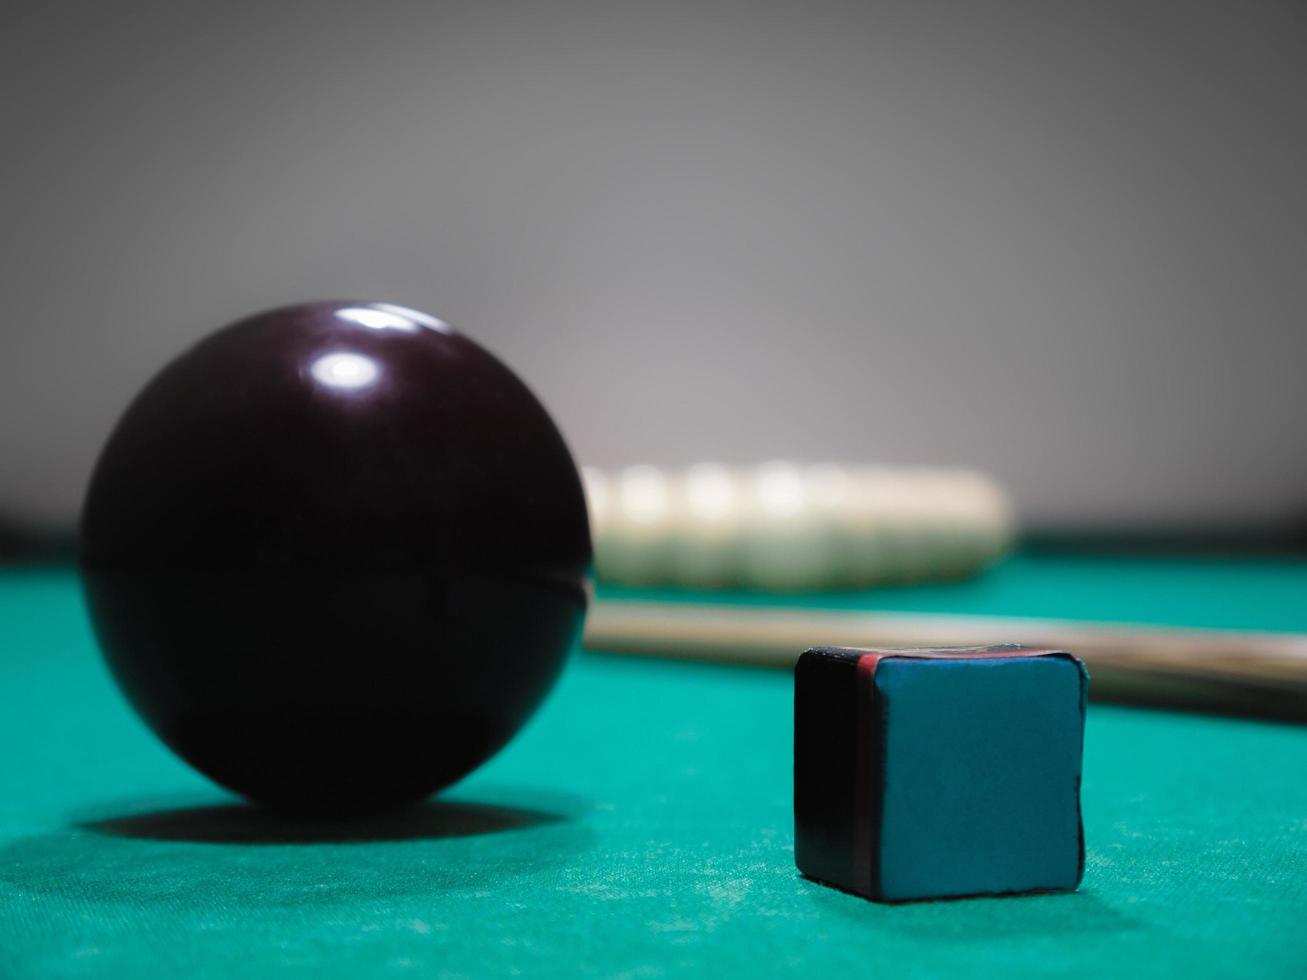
<box><xmin>583</xmin><ymin>601</ymin><xmax>1307</xmax><ymax>721</ymax></box>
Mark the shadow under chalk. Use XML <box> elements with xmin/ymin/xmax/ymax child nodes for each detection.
<box><xmin>808</xmin><ymin>881</ymin><xmax>1140</xmax><ymax>942</ymax></box>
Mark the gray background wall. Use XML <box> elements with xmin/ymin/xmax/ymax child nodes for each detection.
<box><xmin>3</xmin><ymin>0</ymin><xmax>1305</xmax><ymax>531</ymax></box>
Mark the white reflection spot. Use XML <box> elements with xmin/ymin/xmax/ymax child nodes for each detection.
<box><xmin>311</xmin><ymin>352</ymin><xmax>379</xmax><ymax>389</ymax></box>
<box><xmin>334</xmin><ymin>304</ymin><xmax>451</xmax><ymax>334</ymax></box>
<box><xmin>372</xmin><ymin>303</ymin><xmax>451</xmax><ymax>333</ymax></box>
<box><xmin>335</xmin><ymin>307</ymin><xmax>421</xmax><ymax>332</ymax></box>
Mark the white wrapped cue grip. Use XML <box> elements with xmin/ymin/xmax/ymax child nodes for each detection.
<box><xmin>581</xmin><ymin>462</ymin><xmax>1015</xmax><ymax>590</ymax></box>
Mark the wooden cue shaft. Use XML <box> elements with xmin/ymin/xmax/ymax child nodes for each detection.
<box><xmin>583</xmin><ymin>600</ymin><xmax>1307</xmax><ymax>720</ymax></box>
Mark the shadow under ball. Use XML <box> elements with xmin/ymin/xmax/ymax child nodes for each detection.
<box><xmin>80</xmin><ymin>301</ymin><xmax>591</xmax><ymax>812</ymax></box>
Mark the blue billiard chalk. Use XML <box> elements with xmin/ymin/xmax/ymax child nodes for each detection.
<box><xmin>794</xmin><ymin>644</ymin><xmax>1088</xmax><ymax>903</ymax></box>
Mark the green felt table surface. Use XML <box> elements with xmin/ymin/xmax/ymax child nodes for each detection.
<box><xmin>3</xmin><ymin>554</ymin><xmax>1307</xmax><ymax>978</ymax></box>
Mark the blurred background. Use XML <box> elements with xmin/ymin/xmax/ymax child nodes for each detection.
<box><xmin>3</xmin><ymin>0</ymin><xmax>1306</xmax><ymax>552</ymax></box>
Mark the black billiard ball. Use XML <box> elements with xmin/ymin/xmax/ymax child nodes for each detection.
<box><xmin>80</xmin><ymin>301</ymin><xmax>591</xmax><ymax>812</ymax></box>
